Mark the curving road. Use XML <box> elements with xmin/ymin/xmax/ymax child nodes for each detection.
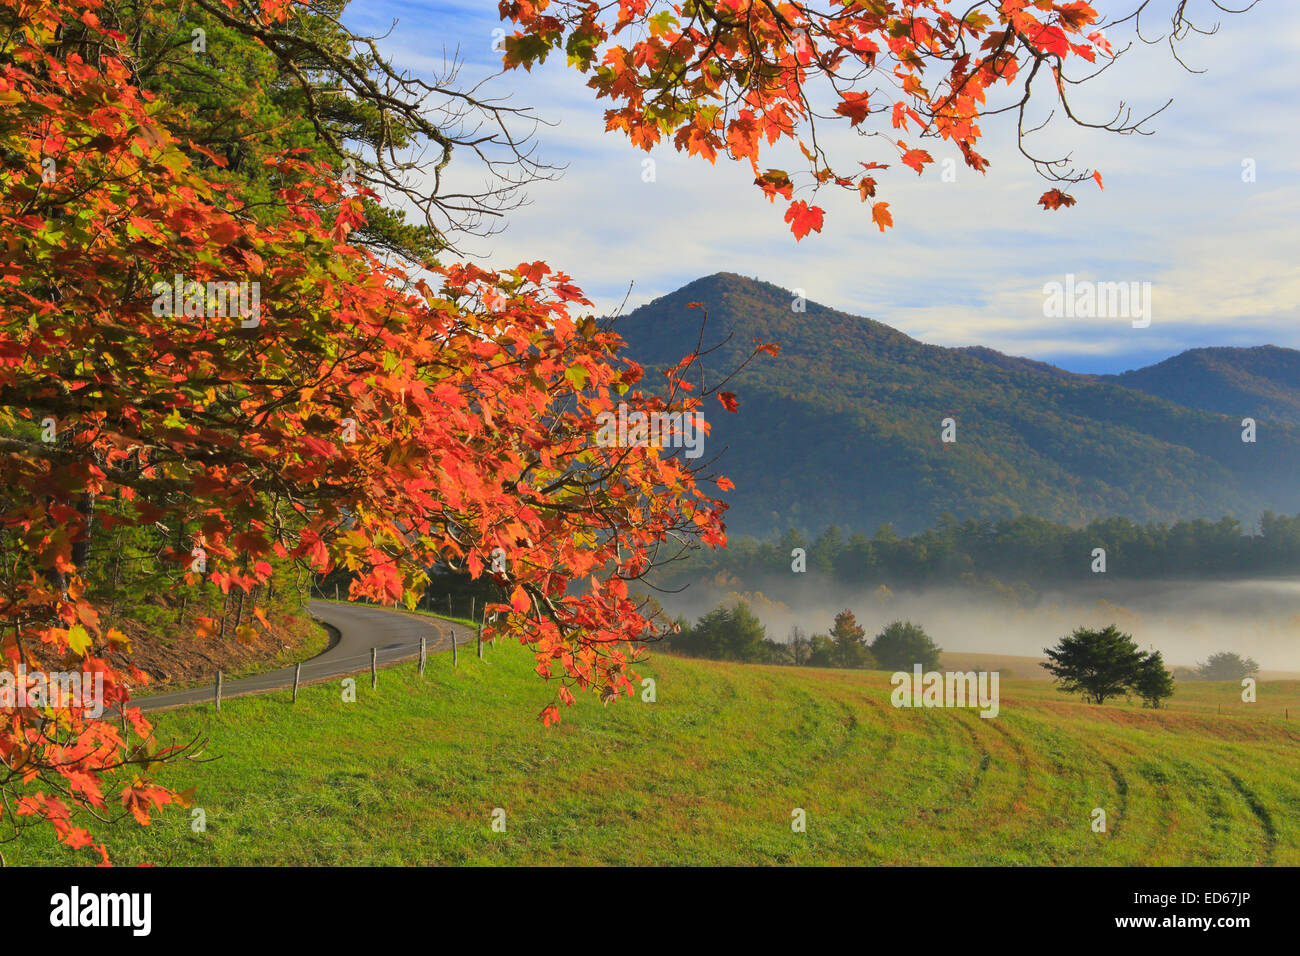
<box><xmin>131</xmin><ymin>601</ymin><xmax>479</xmax><ymax>713</ymax></box>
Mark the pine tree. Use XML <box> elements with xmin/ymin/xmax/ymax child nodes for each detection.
<box><xmin>1134</xmin><ymin>652</ymin><xmax>1176</xmax><ymax>708</ymax></box>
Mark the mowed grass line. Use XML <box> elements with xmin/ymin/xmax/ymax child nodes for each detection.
<box><xmin>8</xmin><ymin>644</ymin><xmax>1300</xmax><ymax>866</ymax></box>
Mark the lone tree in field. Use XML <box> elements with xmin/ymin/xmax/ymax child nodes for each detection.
<box><xmin>1197</xmin><ymin>652</ymin><xmax>1260</xmax><ymax>682</ymax></box>
<box><xmin>1043</xmin><ymin>625</ymin><xmax>1148</xmax><ymax>705</ymax></box>
<box><xmin>871</xmin><ymin>621</ymin><xmax>941</xmax><ymax>672</ymax></box>
<box><xmin>1133</xmin><ymin>651</ymin><xmax>1176</xmax><ymax>709</ymax></box>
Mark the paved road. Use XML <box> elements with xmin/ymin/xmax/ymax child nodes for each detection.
<box><xmin>131</xmin><ymin>601</ymin><xmax>478</xmax><ymax>713</ymax></box>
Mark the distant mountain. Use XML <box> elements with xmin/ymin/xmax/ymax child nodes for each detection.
<box><xmin>613</xmin><ymin>273</ymin><xmax>1300</xmax><ymax>537</ymax></box>
<box><xmin>1103</xmin><ymin>346</ymin><xmax>1300</xmax><ymax>424</ymax></box>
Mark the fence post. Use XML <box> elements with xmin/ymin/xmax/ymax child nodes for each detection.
<box><xmin>470</xmin><ymin>597</ymin><xmax>475</xmax><ymax>624</ymax></box>
<box><xmin>451</xmin><ymin>630</ymin><xmax>457</xmax><ymax>668</ymax></box>
<box><xmin>419</xmin><ymin>636</ymin><xmax>426</xmax><ymax>675</ymax></box>
<box><xmin>477</xmin><ymin>622</ymin><xmax>483</xmax><ymax>659</ymax></box>
<box><xmin>293</xmin><ymin>662</ymin><xmax>301</xmax><ymax>703</ymax></box>
<box><xmin>215</xmin><ymin>670</ymin><xmax>222</xmax><ymax>713</ymax></box>
<box><xmin>371</xmin><ymin>647</ymin><xmax>378</xmax><ymax>690</ymax></box>
<box><xmin>335</xmin><ymin>583</ymin><xmax>339</xmax><ymax>601</ymax></box>
<box><xmin>447</xmin><ymin>594</ymin><xmax>453</xmax><ymax>615</ymax></box>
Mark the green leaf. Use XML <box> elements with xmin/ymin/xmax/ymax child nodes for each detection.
<box><xmin>564</xmin><ymin>366</ymin><xmax>588</xmax><ymax>391</ymax></box>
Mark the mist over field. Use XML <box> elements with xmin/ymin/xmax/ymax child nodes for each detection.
<box><xmin>655</xmin><ymin>577</ymin><xmax>1300</xmax><ymax>674</ymax></box>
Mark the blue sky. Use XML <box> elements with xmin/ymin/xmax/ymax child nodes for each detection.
<box><xmin>345</xmin><ymin>1</ymin><xmax>1298</xmax><ymax>374</ymax></box>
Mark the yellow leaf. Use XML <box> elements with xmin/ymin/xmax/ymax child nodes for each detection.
<box><xmin>107</xmin><ymin>628</ymin><xmax>132</xmax><ymax>652</ymax></box>
<box><xmin>67</xmin><ymin>624</ymin><xmax>92</xmax><ymax>657</ymax></box>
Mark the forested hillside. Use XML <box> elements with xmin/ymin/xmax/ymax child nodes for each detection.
<box><xmin>1104</xmin><ymin>347</ymin><xmax>1300</xmax><ymax>424</ymax></box>
<box><xmin>615</xmin><ymin>274</ymin><xmax>1300</xmax><ymax>536</ymax></box>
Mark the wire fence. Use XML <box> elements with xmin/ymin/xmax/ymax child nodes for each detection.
<box><xmin>129</xmin><ymin>599</ymin><xmax>491</xmax><ymax>714</ymax></box>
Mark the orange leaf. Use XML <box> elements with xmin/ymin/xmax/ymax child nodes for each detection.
<box><xmin>1037</xmin><ymin>189</ymin><xmax>1077</xmax><ymax>210</ymax></box>
<box><xmin>510</xmin><ymin>585</ymin><xmax>530</xmax><ymax>613</ymax></box>
<box><xmin>783</xmin><ymin>200</ymin><xmax>824</xmax><ymax>240</ymax></box>
<box><xmin>900</xmin><ymin>147</ymin><xmax>933</xmax><ymax>175</ymax></box>
<box><xmin>871</xmin><ymin>202</ymin><xmax>893</xmax><ymax>232</ymax></box>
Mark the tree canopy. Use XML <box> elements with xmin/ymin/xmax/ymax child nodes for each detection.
<box><xmin>1197</xmin><ymin>652</ymin><xmax>1259</xmax><ymax>682</ymax></box>
<box><xmin>870</xmin><ymin>620</ymin><xmax>942</xmax><ymax>671</ymax></box>
<box><xmin>1042</xmin><ymin>625</ymin><xmax>1170</xmax><ymax>705</ymax></box>
<box><xmin>500</xmin><ymin>0</ymin><xmax>1249</xmax><ymax>238</ymax></box>
<box><xmin>0</xmin><ymin>0</ymin><xmax>748</xmax><ymax>860</ymax></box>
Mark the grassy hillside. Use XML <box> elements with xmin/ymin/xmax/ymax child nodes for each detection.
<box><xmin>614</xmin><ymin>274</ymin><xmax>1300</xmax><ymax>536</ymax></box>
<box><xmin>10</xmin><ymin>633</ymin><xmax>1300</xmax><ymax>866</ymax></box>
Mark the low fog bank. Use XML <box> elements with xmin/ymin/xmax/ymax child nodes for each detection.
<box><xmin>654</xmin><ymin>577</ymin><xmax>1300</xmax><ymax>672</ymax></box>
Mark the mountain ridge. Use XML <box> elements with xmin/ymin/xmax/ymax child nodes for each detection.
<box><xmin>1103</xmin><ymin>346</ymin><xmax>1300</xmax><ymax>424</ymax></box>
<box><xmin>612</xmin><ymin>273</ymin><xmax>1300</xmax><ymax>536</ymax></box>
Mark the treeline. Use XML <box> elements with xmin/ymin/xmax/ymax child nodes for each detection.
<box><xmin>663</xmin><ymin>599</ymin><xmax>1260</xmax><ymax>691</ymax></box>
<box><xmin>658</xmin><ymin>511</ymin><xmax>1300</xmax><ymax>593</ymax></box>
<box><xmin>665</xmin><ymin>605</ymin><xmax>942</xmax><ymax>671</ymax></box>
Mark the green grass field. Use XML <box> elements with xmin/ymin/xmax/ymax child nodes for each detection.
<box><xmin>10</xmin><ymin>632</ymin><xmax>1300</xmax><ymax>866</ymax></box>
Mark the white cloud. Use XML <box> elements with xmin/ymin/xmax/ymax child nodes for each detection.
<box><xmin>348</xmin><ymin>1</ymin><xmax>1300</xmax><ymax>372</ymax></box>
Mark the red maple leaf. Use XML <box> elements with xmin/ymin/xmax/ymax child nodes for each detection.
<box><xmin>1037</xmin><ymin>189</ymin><xmax>1077</xmax><ymax>210</ymax></box>
<box><xmin>900</xmin><ymin>147</ymin><xmax>933</xmax><ymax>175</ymax></box>
<box><xmin>783</xmin><ymin>200</ymin><xmax>824</xmax><ymax>240</ymax></box>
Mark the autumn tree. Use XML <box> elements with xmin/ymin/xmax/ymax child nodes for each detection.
<box><xmin>113</xmin><ymin>0</ymin><xmax>555</xmax><ymax>259</ymax></box>
<box><xmin>500</xmin><ymin>0</ymin><xmax>1254</xmax><ymax>238</ymax></box>
<box><xmin>829</xmin><ymin>608</ymin><xmax>873</xmax><ymax>669</ymax></box>
<box><xmin>0</xmin><ymin>0</ymin><xmax>756</xmax><ymax>860</ymax></box>
<box><xmin>0</xmin><ymin>0</ymin><xmax>1257</xmax><ymax>862</ymax></box>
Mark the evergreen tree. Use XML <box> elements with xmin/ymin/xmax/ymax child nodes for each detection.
<box><xmin>1134</xmin><ymin>652</ymin><xmax>1176</xmax><ymax>708</ymax></box>
<box><xmin>1043</xmin><ymin>625</ymin><xmax>1146</xmax><ymax>705</ymax></box>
